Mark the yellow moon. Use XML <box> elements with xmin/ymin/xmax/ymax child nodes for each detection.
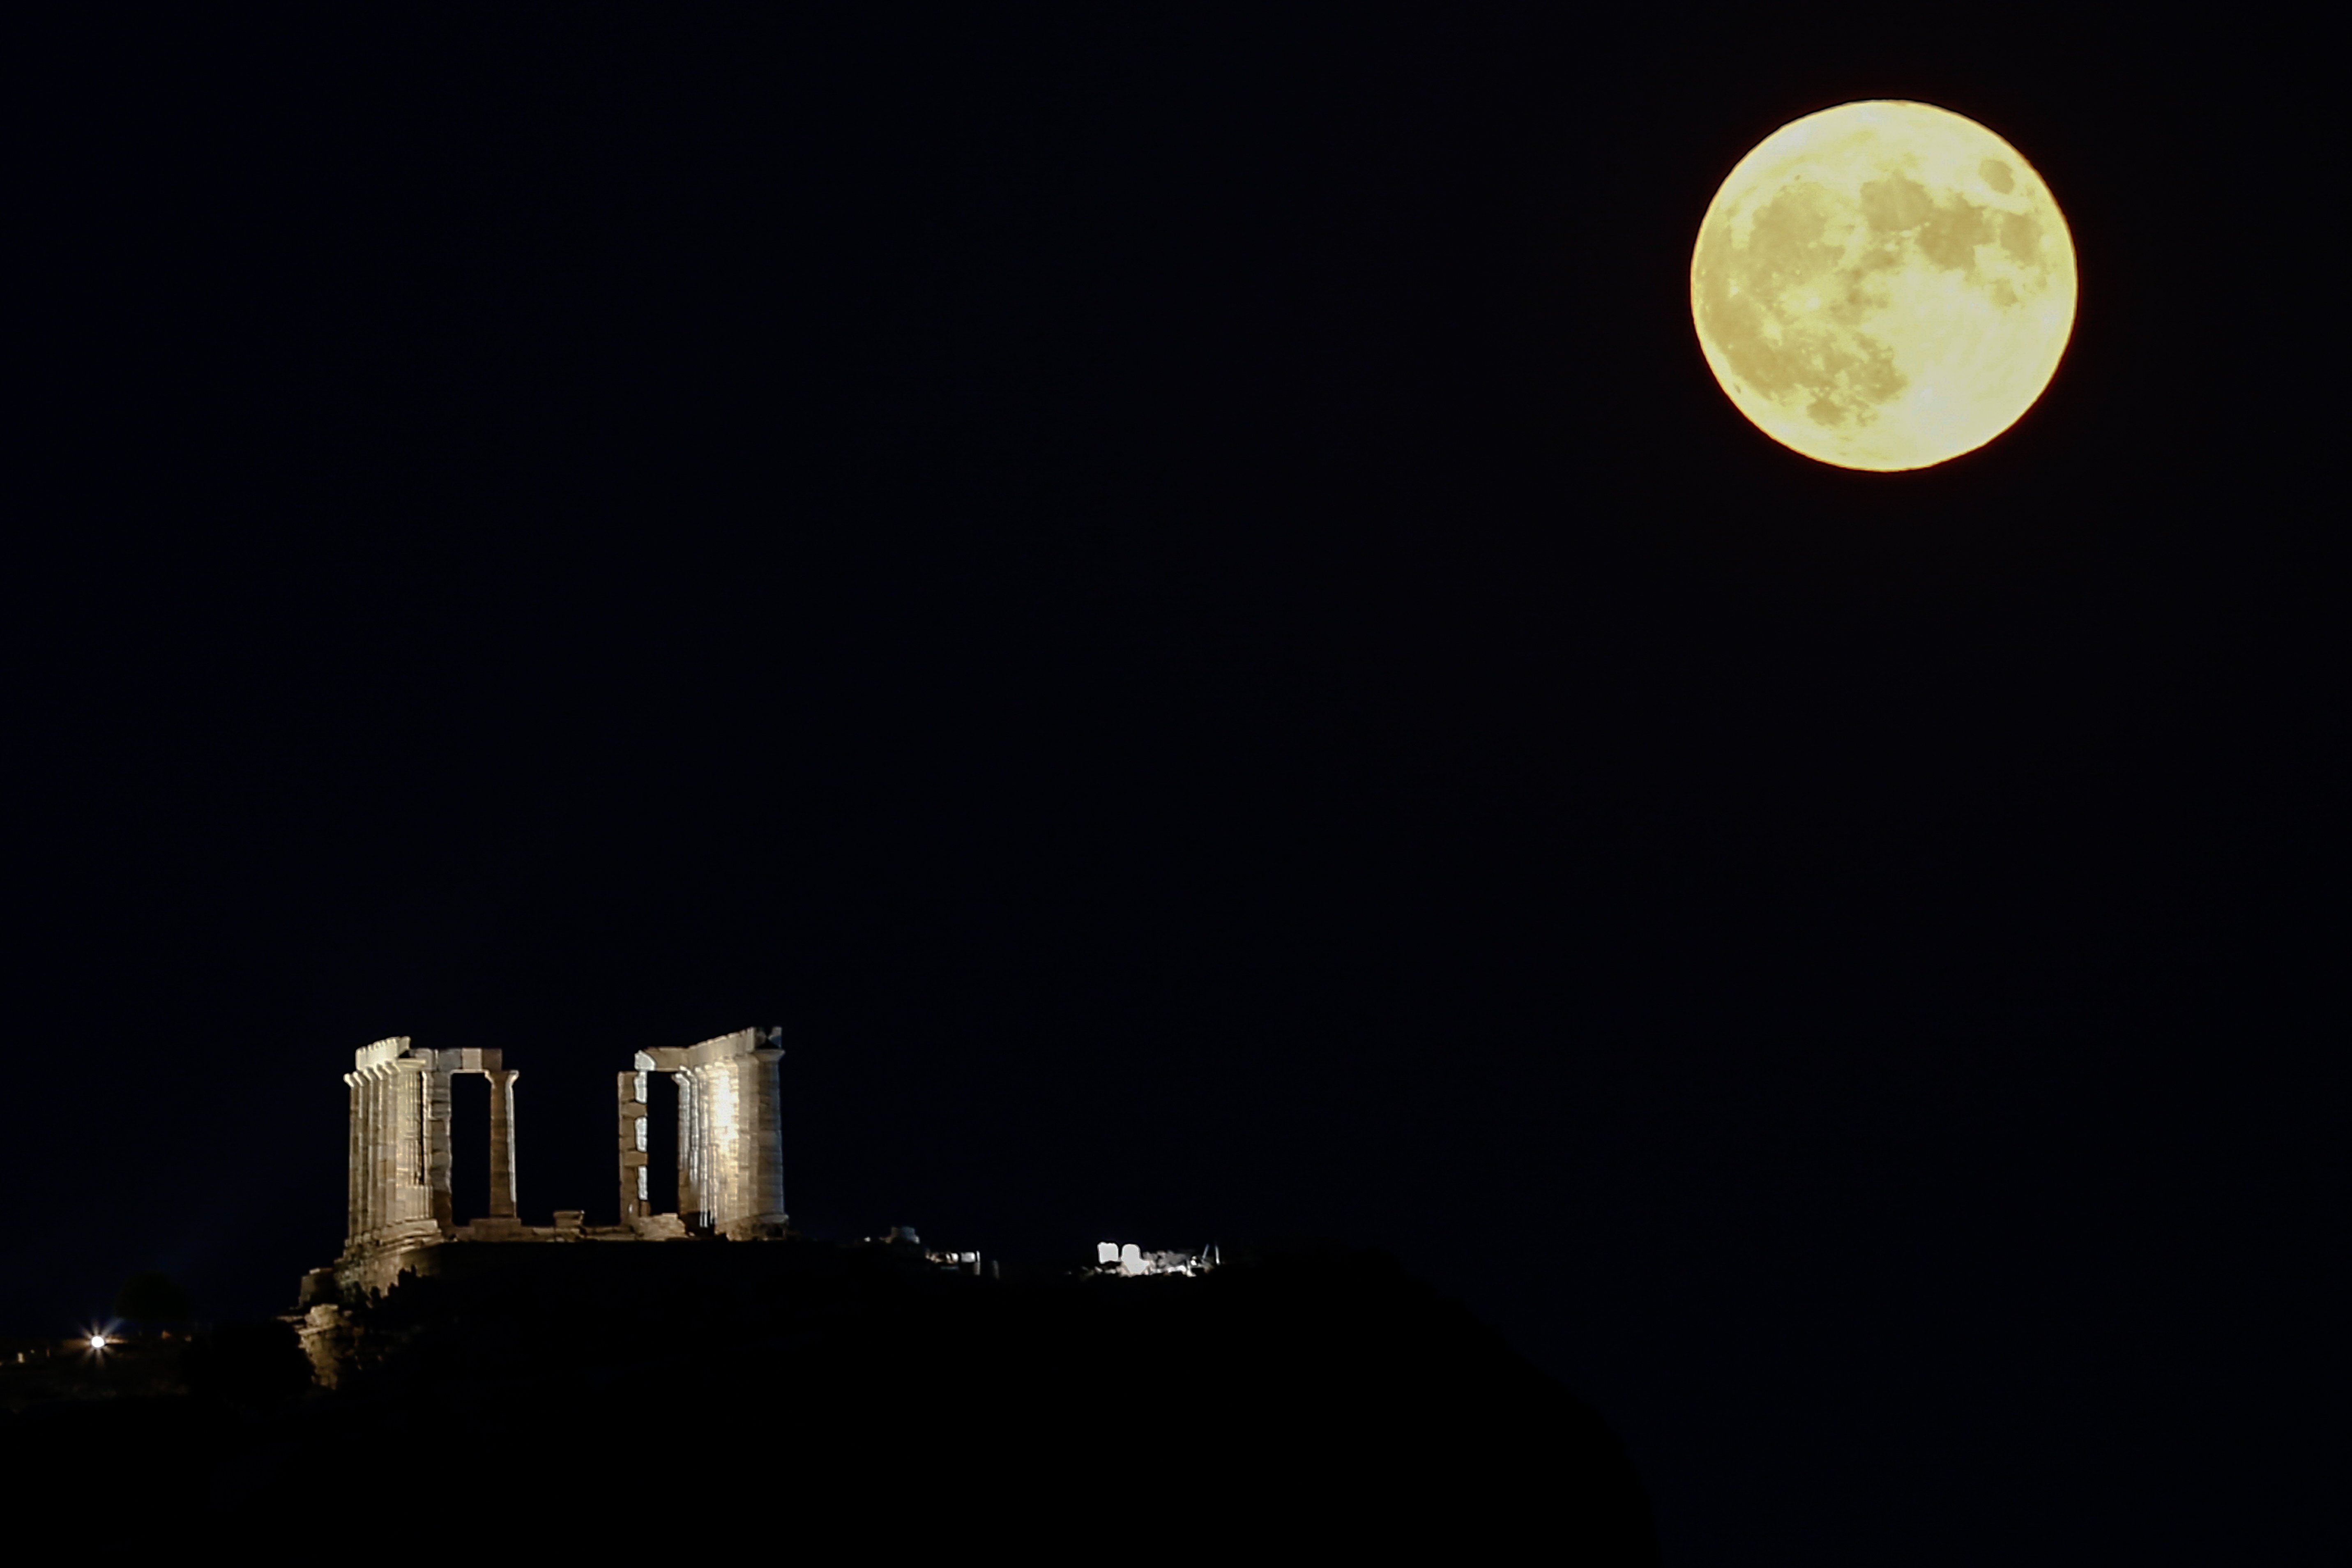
<box><xmin>1690</xmin><ymin>101</ymin><xmax>2076</xmax><ymax>471</ymax></box>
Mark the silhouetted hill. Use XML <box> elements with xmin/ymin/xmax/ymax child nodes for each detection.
<box><xmin>4</xmin><ymin>1244</ymin><xmax>1656</xmax><ymax>1558</ymax></box>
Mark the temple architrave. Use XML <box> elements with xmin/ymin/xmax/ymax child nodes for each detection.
<box><xmin>319</xmin><ymin>1027</ymin><xmax>789</xmax><ymax>1299</ymax></box>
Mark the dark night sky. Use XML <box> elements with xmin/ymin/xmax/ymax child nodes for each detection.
<box><xmin>5</xmin><ymin>11</ymin><xmax>2335</xmax><ymax>1561</ymax></box>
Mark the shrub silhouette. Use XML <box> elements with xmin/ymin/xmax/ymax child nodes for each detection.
<box><xmin>115</xmin><ymin>1270</ymin><xmax>194</xmax><ymax>1326</ymax></box>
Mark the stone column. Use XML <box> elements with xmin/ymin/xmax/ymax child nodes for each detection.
<box><xmin>379</xmin><ymin>1064</ymin><xmax>399</xmax><ymax>1233</ymax></box>
<box><xmin>389</xmin><ymin>1064</ymin><xmax>409</xmax><ymax>1227</ymax></box>
<box><xmin>394</xmin><ymin>1058</ymin><xmax>426</xmax><ymax>1226</ymax></box>
<box><xmin>723</xmin><ymin>1052</ymin><xmax>750</xmax><ymax>1229</ymax></box>
<box><xmin>487</xmin><ymin>1068</ymin><xmax>519</xmax><ymax>1220</ymax></box>
<box><xmin>710</xmin><ymin>1061</ymin><xmax>736</xmax><ymax>1230</ymax></box>
<box><xmin>617</xmin><ymin>1069</ymin><xmax>648</xmax><ymax>1223</ymax></box>
<box><xmin>364</xmin><ymin>1068</ymin><xmax>385</xmax><ymax>1246</ymax></box>
<box><xmin>352</xmin><ymin>1071</ymin><xmax>369</xmax><ymax>1248</ymax></box>
<box><xmin>378</xmin><ymin>1068</ymin><xmax>398</xmax><ymax>1233</ymax></box>
<box><xmin>677</xmin><ymin>1068</ymin><xmax>705</xmax><ymax>1228</ymax></box>
<box><xmin>426</xmin><ymin>1059</ymin><xmax>455</xmax><ymax>1236</ymax></box>
<box><xmin>751</xmin><ymin>1045</ymin><xmax>788</xmax><ymax>1227</ymax></box>
<box><xmin>705</xmin><ymin>1066</ymin><xmax>726</xmax><ymax>1226</ymax></box>
<box><xmin>369</xmin><ymin>1068</ymin><xmax>387</xmax><ymax>1243</ymax></box>
<box><xmin>703</xmin><ymin>1067</ymin><xmax>718</xmax><ymax>1223</ymax></box>
<box><xmin>711</xmin><ymin>1066</ymin><xmax>728</xmax><ymax>1223</ymax></box>
<box><xmin>344</xmin><ymin>1073</ymin><xmax>363</xmax><ymax>1250</ymax></box>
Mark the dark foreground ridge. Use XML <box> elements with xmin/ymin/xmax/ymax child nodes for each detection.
<box><xmin>4</xmin><ymin>1241</ymin><xmax>1657</xmax><ymax>1557</ymax></box>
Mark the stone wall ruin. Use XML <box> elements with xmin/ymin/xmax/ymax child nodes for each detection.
<box><xmin>616</xmin><ymin>1028</ymin><xmax>788</xmax><ymax>1239</ymax></box>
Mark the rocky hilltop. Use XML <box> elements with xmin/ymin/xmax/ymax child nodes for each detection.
<box><xmin>4</xmin><ymin>1242</ymin><xmax>1657</xmax><ymax>1558</ymax></box>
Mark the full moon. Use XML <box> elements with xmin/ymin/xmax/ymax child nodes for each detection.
<box><xmin>1690</xmin><ymin>100</ymin><xmax>2076</xmax><ymax>471</ymax></box>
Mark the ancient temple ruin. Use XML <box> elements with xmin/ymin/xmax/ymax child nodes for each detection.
<box><xmin>613</xmin><ymin>1033</ymin><xmax>788</xmax><ymax>1239</ymax></box>
<box><xmin>326</xmin><ymin>1027</ymin><xmax>787</xmax><ymax>1295</ymax></box>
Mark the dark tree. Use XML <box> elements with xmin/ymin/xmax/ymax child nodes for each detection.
<box><xmin>114</xmin><ymin>1270</ymin><xmax>193</xmax><ymax>1326</ymax></box>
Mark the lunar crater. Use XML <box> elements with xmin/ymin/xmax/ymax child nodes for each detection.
<box><xmin>1690</xmin><ymin>101</ymin><xmax>2076</xmax><ymax>470</ymax></box>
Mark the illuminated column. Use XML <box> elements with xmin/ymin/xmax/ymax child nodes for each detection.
<box><xmin>712</xmin><ymin>1059</ymin><xmax>738</xmax><ymax>1229</ymax></box>
<box><xmin>378</xmin><ymin>1067</ymin><xmax>401</xmax><ymax>1232</ymax></box>
<box><xmin>751</xmin><ymin>1045</ymin><xmax>787</xmax><ymax>1227</ymax></box>
<box><xmin>676</xmin><ymin>1068</ymin><xmax>704</xmax><ymax>1227</ymax></box>
<box><xmin>343</xmin><ymin>1072</ymin><xmax>363</xmax><ymax>1249</ymax></box>
<box><xmin>706</xmin><ymin>1066</ymin><xmax>728</xmax><ymax>1225</ymax></box>
<box><xmin>394</xmin><ymin>1057</ymin><xmax>428</xmax><ymax>1226</ymax></box>
<box><xmin>617</xmin><ymin>1068</ymin><xmax>649</xmax><ymax>1222</ymax></box>
<box><xmin>366</xmin><ymin>1068</ymin><xmax>388</xmax><ymax>1245</ymax></box>
<box><xmin>720</xmin><ymin>1051</ymin><xmax>752</xmax><ymax>1230</ymax></box>
<box><xmin>696</xmin><ymin>1072</ymin><xmax>715</xmax><ymax>1232</ymax></box>
<box><xmin>706</xmin><ymin>1066</ymin><xmax>721</xmax><ymax>1225</ymax></box>
<box><xmin>701</xmin><ymin>1067</ymin><xmax>716</xmax><ymax>1223</ymax></box>
<box><xmin>425</xmin><ymin>1058</ymin><xmax>455</xmax><ymax>1236</ymax></box>
<box><xmin>486</xmin><ymin>1069</ymin><xmax>519</xmax><ymax>1220</ymax></box>
<box><xmin>369</xmin><ymin>1068</ymin><xmax>387</xmax><ymax>1243</ymax></box>
<box><xmin>357</xmin><ymin>1069</ymin><xmax>371</xmax><ymax>1246</ymax></box>
<box><xmin>736</xmin><ymin>1055</ymin><xmax>756</xmax><ymax>1225</ymax></box>
<box><xmin>698</xmin><ymin>1064</ymin><xmax>720</xmax><ymax>1227</ymax></box>
<box><xmin>378</xmin><ymin>1066</ymin><xmax>399</xmax><ymax>1237</ymax></box>
<box><xmin>389</xmin><ymin>1062</ymin><xmax>410</xmax><ymax>1225</ymax></box>
<box><xmin>343</xmin><ymin>1040</ymin><xmax>440</xmax><ymax>1257</ymax></box>
<box><xmin>381</xmin><ymin>1062</ymin><xmax>423</xmax><ymax>1232</ymax></box>
<box><xmin>706</xmin><ymin>1066</ymin><xmax>721</xmax><ymax>1223</ymax></box>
